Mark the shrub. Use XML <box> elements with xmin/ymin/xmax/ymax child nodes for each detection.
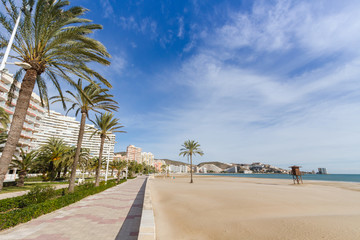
<box><xmin>3</xmin><ymin>181</ymin><xmax>17</xmax><ymax>187</ymax></box>
<box><xmin>22</xmin><ymin>186</ymin><xmax>56</xmax><ymax>205</ymax></box>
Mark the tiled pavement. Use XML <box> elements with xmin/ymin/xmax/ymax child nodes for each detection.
<box><xmin>0</xmin><ymin>176</ymin><xmax>147</xmax><ymax>240</ymax></box>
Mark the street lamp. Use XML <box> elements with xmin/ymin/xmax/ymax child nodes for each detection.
<box><xmin>0</xmin><ymin>4</ymin><xmax>32</xmax><ymax>77</ymax></box>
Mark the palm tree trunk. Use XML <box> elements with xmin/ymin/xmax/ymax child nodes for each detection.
<box><xmin>63</xmin><ymin>166</ymin><xmax>68</xmax><ymax>177</ymax></box>
<box><xmin>0</xmin><ymin>69</ymin><xmax>37</xmax><ymax>191</ymax></box>
<box><xmin>17</xmin><ymin>171</ymin><xmax>26</xmax><ymax>187</ymax></box>
<box><xmin>111</xmin><ymin>168</ymin><xmax>114</xmax><ymax>176</ymax></box>
<box><xmin>68</xmin><ymin>111</ymin><xmax>87</xmax><ymax>192</ymax></box>
<box><xmin>95</xmin><ymin>136</ymin><xmax>105</xmax><ymax>186</ymax></box>
<box><xmin>190</xmin><ymin>154</ymin><xmax>193</xmax><ymax>183</ymax></box>
<box><xmin>116</xmin><ymin>169</ymin><xmax>121</xmax><ymax>182</ymax></box>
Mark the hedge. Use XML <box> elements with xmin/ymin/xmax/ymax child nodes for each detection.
<box><xmin>0</xmin><ymin>179</ymin><xmax>127</xmax><ymax>230</ymax></box>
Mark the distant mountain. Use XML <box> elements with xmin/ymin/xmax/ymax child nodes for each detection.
<box><xmin>198</xmin><ymin>161</ymin><xmax>232</xmax><ymax>170</ymax></box>
<box><xmin>155</xmin><ymin>159</ymin><xmax>189</xmax><ymax>166</ymax></box>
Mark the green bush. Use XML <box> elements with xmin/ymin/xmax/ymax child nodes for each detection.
<box><xmin>0</xmin><ymin>187</ymin><xmax>63</xmax><ymax>212</ymax></box>
<box><xmin>0</xmin><ymin>179</ymin><xmax>126</xmax><ymax>230</ymax></box>
<box><xmin>22</xmin><ymin>186</ymin><xmax>56</xmax><ymax>206</ymax></box>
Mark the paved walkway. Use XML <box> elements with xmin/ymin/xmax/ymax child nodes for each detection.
<box><xmin>0</xmin><ymin>176</ymin><xmax>147</xmax><ymax>240</ymax></box>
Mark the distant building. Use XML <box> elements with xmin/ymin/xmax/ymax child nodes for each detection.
<box><xmin>126</xmin><ymin>145</ymin><xmax>142</xmax><ymax>163</ymax></box>
<box><xmin>32</xmin><ymin>110</ymin><xmax>115</xmax><ymax>159</ymax></box>
<box><xmin>317</xmin><ymin>168</ymin><xmax>328</xmax><ymax>174</ymax></box>
<box><xmin>225</xmin><ymin>166</ymin><xmax>237</xmax><ymax>173</ymax></box>
<box><xmin>142</xmin><ymin>152</ymin><xmax>154</xmax><ymax>166</ymax></box>
<box><xmin>199</xmin><ymin>164</ymin><xmax>222</xmax><ymax>173</ymax></box>
<box><xmin>168</xmin><ymin>164</ymin><xmax>188</xmax><ymax>173</ymax></box>
<box><xmin>114</xmin><ymin>152</ymin><xmax>127</xmax><ymax>161</ymax></box>
<box><xmin>154</xmin><ymin>159</ymin><xmax>165</xmax><ymax>172</ymax></box>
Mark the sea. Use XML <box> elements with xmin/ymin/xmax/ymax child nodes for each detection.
<box><xmin>200</xmin><ymin>173</ymin><xmax>360</xmax><ymax>183</ymax></box>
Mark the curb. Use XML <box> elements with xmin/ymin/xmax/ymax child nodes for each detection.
<box><xmin>138</xmin><ymin>175</ymin><xmax>156</xmax><ymax>240</ymax></box>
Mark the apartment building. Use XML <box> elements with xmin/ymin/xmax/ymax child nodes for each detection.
<box><xmin>114</xmin><ymin>152</ymin><xmax>127</xmax><ymax>161</ymax></box>
<box><xmin>0</xmin><ymin>70</ymin><xmax>45</xmax><ymax>155</ymax></box>
<box><xmin>141</xmin><ymin>152</ymin><xmax>154</xmax><ymax>166</ymax></box>
<box><xmin>126</xmin><ymin>145</ymin><xmax>142</xmax><ymax>163</ymax></box>
<box><xmin>32</xmin><ymin>110</ymin><xmax>116</xmax><ymax>159</ymax></box>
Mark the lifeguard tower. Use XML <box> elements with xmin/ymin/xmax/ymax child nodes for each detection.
<box><xmin>289</xmin><ymin>166</ymin><xmax>303</xmax><ymax>184</ymax></box>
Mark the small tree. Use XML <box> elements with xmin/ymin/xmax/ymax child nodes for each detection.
<box><xmin>179</xmin><ymin>140</ymin><xmax>204</xmax><ymax>183</ymax></box>
<box><xmin>113</xmin><ymin>160</ymin><xmax>127</xmax><ymax>182</ymax></box>
<box><xmin>10</xmin><ymin>149</ymin><xmax>37</xmax><ymax>187</ymax></box>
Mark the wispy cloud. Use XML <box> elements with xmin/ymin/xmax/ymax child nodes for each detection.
<box><xmin>127</xmin><ymin>0</ymin><xmax>360</xmax><ymax>173</ymax></box>
<box><xmin>100</xmin><ymin>0</ymin><xmax>114</xmax><ymax>18</ymax></box>
<box><xmin>177</xmin><ymin>17</ymin><xmax>184</xmax><ymax>38</ymax></box>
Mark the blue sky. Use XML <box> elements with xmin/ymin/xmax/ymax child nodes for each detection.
<box><xmin>4</xmin><ymin>0</ymin><xmax>360</xmax><ymax>173</ymax></box>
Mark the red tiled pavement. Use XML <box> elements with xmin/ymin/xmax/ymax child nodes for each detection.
<box><xmin>0</xmin><ymin>176</ymin><xmax>147</xmax><ymax>240</ymax></box>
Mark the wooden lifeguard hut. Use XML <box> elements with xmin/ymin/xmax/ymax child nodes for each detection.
<box><xmin>289</xmin><ymin>166</ymin><xmax>303</xmax><ymax>184</ymax></box>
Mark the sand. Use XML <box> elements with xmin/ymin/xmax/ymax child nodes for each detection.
<box><xmin>150</xmin><ymin>175</ymin><xmax>360</xmax><ymax>240</ymax></box>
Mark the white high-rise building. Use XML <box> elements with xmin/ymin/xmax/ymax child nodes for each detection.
<box><xmin>141</xmin><ymin>152</ymin><xmax>154</xmax><ymax>166</ymax></box>
<box><xmin>0</xmin><ymin>70</ymin><xmax>45</xmax><ymax>155</ymax></box>
<box><xmin>32</xmin><ymin>110</ymin><xmax>115</xmax><ymax>159</ymax></box>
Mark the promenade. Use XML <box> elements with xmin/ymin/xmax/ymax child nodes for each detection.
<box><xmin>0</xmin><ymin>176</ymin><xmax>147</xmax><ymax>240</ymax></box>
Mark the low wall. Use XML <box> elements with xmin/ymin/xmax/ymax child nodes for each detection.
<box><xmin>138</xmin><ymin>175</ymin><xmax>156</xmax><ymax>240</ymax></box>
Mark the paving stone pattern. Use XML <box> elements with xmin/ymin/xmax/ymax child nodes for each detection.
<box><xmin>0</xmin><ymin>176</ymin><xmax>147</xmax><ymax>240</ymax></box>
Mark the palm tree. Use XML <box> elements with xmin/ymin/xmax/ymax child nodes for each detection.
<box><xmin>0</xmin><ymin>0</ymin><xmax>111</xmax><ymax>190</ymax></box>
<box><xmin>10</xmin><ymin>149</ymin><xmax>37</xmax><ymax>187</ymax></box>
<box><xmin>0</xmin><ymin>107</ymin><xmax>10</xmax><ymax>152</ymax></box>
<box><xmin>52</xmin><ymin>79</ymin><xmax>117</xmax><ymax>192</ymax></box>
<box><xmin>91</xmin><ymin>113</ymin><xmax>125</xmax><ymax>186</ymax></box>
<box><xmin>60</xmin><ymin>146</ymin><xmax>90</xmax><ymax>178</ymax></box>
<box><xmin>109</xmin><ymin>161</ymin><xmax>117</xmax><ymax>176</ymax></box>
<box><xmin>179</xmin><ymin>140</ymin><xmax>204</xmax><ymax>183</ymax></box>
<box><xmin>88</xmin><ymin>156</ymin><xmax>106</xmax><ymax>176</ymax></box>
<box><xmin>0</xmin><ymin>107</ymin><xmax>10</xmax><ymax>130</ymax></box>
<box><xmin>38</xmin><ymin>137</ymin><xmax>68</xmax><ymax>180</ymax></box>
<box><xmin>113</xmin><ymin>159</ymin><xmax>127</xmax><ymax>182</ymax></box>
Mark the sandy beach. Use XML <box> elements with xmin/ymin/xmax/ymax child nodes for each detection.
<box><xmin>150</xmin><ymin>175</ymin><xmax>360</xmax><ymax>240</ymax></box>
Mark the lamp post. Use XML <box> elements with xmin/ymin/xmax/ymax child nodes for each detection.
<box><xmin>0</xmin><ymin>5</ymin><xmax>32</xmax><ymax>77</ymax></box>
<box><xmin>104</xmin><ymin>151</ymin><xmax>110</xmax><ymax>183</ymax></box>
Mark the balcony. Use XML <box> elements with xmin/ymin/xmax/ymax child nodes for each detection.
<box><xmin>22</xmin><ymin>122</ymin><xmax>34</xmax><ymax>131</ymax></box>
<box><xmin>20</xmin><ymin>132</ymin><xmax>33</xmax><ymax>139</ymax></box>
<box><xmin>18</xmin><ymin>138</ymin><xmax>31</xmax><ymax>146</ymax></box>
<box><xmin>0</xmin><ymin>92</ymin><xmax>6</xmax><ymax>101</ymax></box>
<box><xmin>26</xmin><ymin>108</ymin><xmax>37</xmax><ymax>117</ymax></box>
<box><xmin>0</xmin><ymin>81</ymin><xmax>10</xmax><ymax>92</ymax></box>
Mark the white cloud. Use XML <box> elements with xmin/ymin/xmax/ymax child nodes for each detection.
<box><xmin>215</xmin><ymin>0</ymin><xmax>360</xmax><ymax>55</ymax></box>
<box><xmin>129</xmin><ymin>0</ymin><xmax>360</xmax><ymax>173</ymax></box>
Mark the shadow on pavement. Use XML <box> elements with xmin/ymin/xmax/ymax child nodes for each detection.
<box><xmin>115</xmin><ymin>178</ymin><xmax>146</xmax><ymax>240</ymax></box>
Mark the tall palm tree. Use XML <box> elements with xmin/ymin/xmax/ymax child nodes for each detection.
<box><xmin>179</xmin><ymin>140</ymin><xmax>204</xmax><ymax>183</ymax></box>
<box><xmin>10</xmin><ymin>149</ymin><xmax>37</xmax><ymax>187</ymax></box>
<box><xmin>91</xmin><ymin>113</ymin><xmax>125</xmax><ymax>186</ymax></box>
<box><xmin>0</xmin><ymin>0</ymin><xmax>111</xmax><ymax>190</ymax></box>
<box><xmin>0</xmin><ymin>107</ymin><xmax>10</xmax><ymax>152</ymax></box>
<box><xmin>52</xmin><ymin>79</ymin><xmax>118</xmax><ymax>192</ymax></box>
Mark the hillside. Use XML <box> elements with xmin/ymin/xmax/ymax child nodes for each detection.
<box><xmin>198</xmin><ymin>161</ymin><xmax>232</xmax><ymax>170</ymax></box>
<box><xmin>155</xmin><ymin>159</ymin><xmax>189</xmax><ymax>166</ymax></box>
